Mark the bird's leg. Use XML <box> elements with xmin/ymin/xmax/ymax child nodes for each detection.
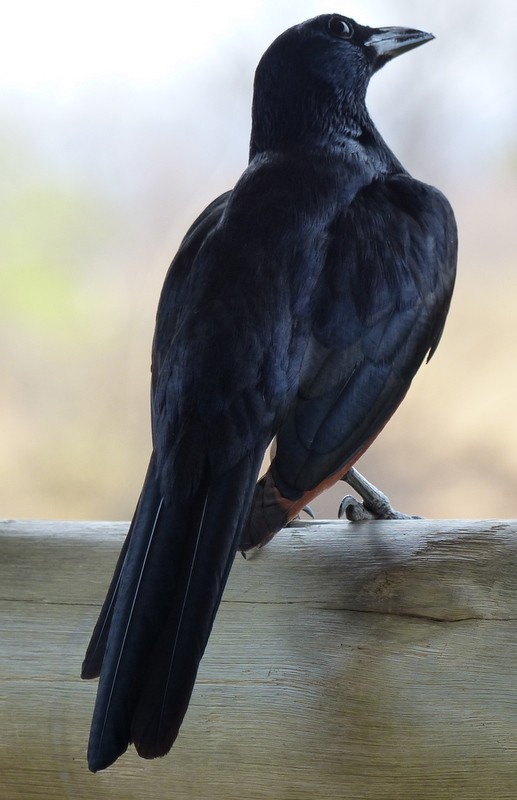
<box><xmin>338</xmin><ymin>467</ymin><xmax>422</xmax><ymax>521</ymax></box>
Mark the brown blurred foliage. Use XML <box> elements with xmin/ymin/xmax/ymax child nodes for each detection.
<box><xmin>1</xmin><ymin>2</ymin><xmax>517</xmax><ymax>521</ymax></box>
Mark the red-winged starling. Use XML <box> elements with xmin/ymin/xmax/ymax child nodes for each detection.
<box><xmin>82</xmin><ymin>14</ymin><xmax>457</xmax><ymax>772</ymax></box>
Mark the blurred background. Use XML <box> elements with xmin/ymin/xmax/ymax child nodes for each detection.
<box><xmin>1</xmin><ymin>0</ymin><xmax>516</xmax><ymax>521</ymax></box>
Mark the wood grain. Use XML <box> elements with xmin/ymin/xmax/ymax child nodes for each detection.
<box><xmin>1</xmin><ymin>518</ymin><xmax>517</xmax><ymax>799</ymax></box>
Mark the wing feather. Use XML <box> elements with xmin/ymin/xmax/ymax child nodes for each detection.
<box><xmin>273</xmin><ymin>174</ymin><xmax>457</xmax><ymax>492</ymax></box>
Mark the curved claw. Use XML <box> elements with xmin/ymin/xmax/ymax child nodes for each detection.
<box><xmin>338</xmin><ymin>495</ymin><xmax>376</xmax><ymax>521</ymax></box>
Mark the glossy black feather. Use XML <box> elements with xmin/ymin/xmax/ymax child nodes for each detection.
<box><xmin>83</xmin><ymin>13</ymin><xmax>457</xmax><ymax>770</ymax></box>
<box><xmin>272</xmin><ymin>176</ymin><xmax>456</xmax><ymax>492</ymax></box>
<box><xmin>81</xmin><ymin>457</ymin><xmax>159</xmax><ymax>680</ymax></box>
<box><xmin>85</xmin><ymin>450</ymin><xmax>264</xmax><ymax>771</ymax></box>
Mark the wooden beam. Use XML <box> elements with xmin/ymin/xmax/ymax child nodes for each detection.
<box><xmin>1</xmin><ymin>518</ymin><xmax>517</xmax><ymax>799</ymax></box>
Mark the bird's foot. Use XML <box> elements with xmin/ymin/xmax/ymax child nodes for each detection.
<box><xmin>338</xmin><ymin>467</ymin><xmax>422</xmax><ymax>521</ymax></box>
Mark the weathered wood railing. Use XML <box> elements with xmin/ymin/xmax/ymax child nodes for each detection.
<box><xmin>1</xmin><ymin>518</ymin><xmax>517</xmax><ymax>799</ymax></box>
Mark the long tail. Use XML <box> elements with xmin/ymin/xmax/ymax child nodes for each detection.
<box><xmin>82</xmin><ymin>448</ymin><xmax>263</xmax><ymax>772</ymax></box>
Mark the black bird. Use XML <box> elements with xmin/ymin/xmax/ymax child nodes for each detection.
<box><xmin>82</xmin><ymin>13</ymin><xmax>457</xmax><ymax>771</ymax></box>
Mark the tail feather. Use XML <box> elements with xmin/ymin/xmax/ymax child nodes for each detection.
<box><xmin>81</xmin><ymin>458</ymin><xmax>160</xmax><ymax>680</ymax></box>
<box><xmin>84</xmin><ymin>448</ymin><xmax>263</xmax><ymax>772</ymax></box>
<box><xmin>131</xmin><ymin>454</ymin><xmax>260</xmax><ymax>757</ymax></box>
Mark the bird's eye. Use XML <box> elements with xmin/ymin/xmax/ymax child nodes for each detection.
<box><xmin>328</xmin><ymin>16</ymin><xmax>353</xmax><ymax>39</ymax></box>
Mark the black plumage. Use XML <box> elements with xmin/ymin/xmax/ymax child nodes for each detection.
<box><xmin>82</xmin><ymin>14</ymin><xmax>457</xmax><ymax>771</ymax></box>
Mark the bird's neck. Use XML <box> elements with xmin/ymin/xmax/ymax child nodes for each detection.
<box><xmin>249</xmin><ymin>76</ymin><xmax>404</xmax><ymax>176</ymax></box>
<box><xmin>249</xmin><ymin>112</ymin><xmax>403</xmax><ymax>177</ymax></box>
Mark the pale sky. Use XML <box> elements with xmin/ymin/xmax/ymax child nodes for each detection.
<box><xmin>1</xmin><ymin>0</ymin><xmax>440</xmax><ymax>90</ymax></box>
<box><xmin>2</xmin><ymin>0</ymin><xmax>298</xmax><ymax>90</ymax></box>
<box><xmin>1</xmin><ymin>1</ymin><xmax>516</xmax><ymax>184</ymax></box>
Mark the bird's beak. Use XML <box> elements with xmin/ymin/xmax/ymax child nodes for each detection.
<box><xmin>365</xmin><ymin>26</ymin><xmax>434</xmax><ymax>70</ymax></box>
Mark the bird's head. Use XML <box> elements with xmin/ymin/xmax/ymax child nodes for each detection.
<box><xmin>249</xmin><ymin>13</ymin><xmax>434</xmax><ymax>157</ymax></box>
